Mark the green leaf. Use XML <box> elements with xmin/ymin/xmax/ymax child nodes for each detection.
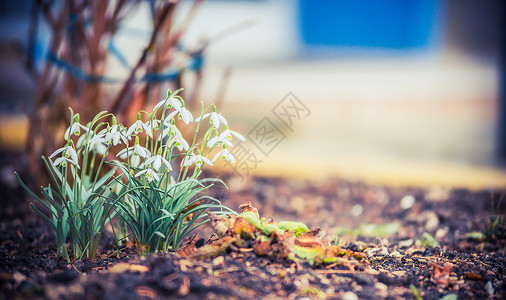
<box><xmin>439</xmin><ymin>294</ymin><xmax>457</xmax><ymax>300</ymax></box>
<box><xmin>154</xmin><ymin>231</ymin><xmax>166</xmax><ymax>239</ymax></box>
<box><xmin>239</xmin><ymin>211</ymin><xmax>263</xmax><ymax>230</ymax></box>
<box><xmin>421</xmin><ymin>232</ymin><xmax>440</xmax><ymax>248</ymax></box>
<box><xmin>277</xmin><ymin>221</ymin><xmax>309</xmax><ymax>234</ymax></box>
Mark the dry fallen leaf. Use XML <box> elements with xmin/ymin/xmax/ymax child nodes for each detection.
<box><xmin>430</xmin><ymin>263</ymin><xmax>453</xmax><ymax>288</ymax></box>
<box><xmin>178</xmin><ymin>276</ymin><xmax>190</xmax><ymax>296</ymax></box>
<box><xmin>189</xmin><ymin>236</ymin><xmax>236</xmax><ymax>259</ymax></box>
<box><xmin>253</xmin><ymin>239</ymin><xmax>271</xmax><ymax>256</ymax></box>
<box><xmin>239</xmin><ymin>201</ymin><xmax>260</xmax><ymax>219</ymax></box>
<box><xmin>183</xmin><ymin>200</ymin><xmax>204</xmax><ymax>221</ymax></box>
<box><xmin>109</xmin><ymin>263</ymin><xmax>149</xmax><ymax>274</ymax></box>
<box><xmin>129</xmin><ymin>264</ymin><xmax>149</xmax><ymax>273</ymax></box>
<box><xmin>233</xmin><ymin>216</ymin><xmax>257</xmax><ymax>240</ymax></box>
<box><xmin>209</xmin><ymin>212</ymin><xmax>230</xmax><ymax>238</ymax></box>
<box><xmin>295</xmin><ymin>234</ymin><xmax>322</xmax><ymax>248</ymax></box>
<box><xmin>135</xmin><ymin>286</ymin><xmax>157</xmax><ymax>299</ymax></box>
<box><xmin>108</xmin><ymin>262</ymin><xmax>130</xmax><ymax>274</ymax></box>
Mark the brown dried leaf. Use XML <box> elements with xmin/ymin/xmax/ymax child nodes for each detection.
<box><xmin>233</xmin><ymin>216</ymin><xmax>257</xmax><ymax>240</ymax></box>
<box><xmin>109</xmin><ymin>263</ymin><xmax>149</xmax><ymax>274</ymax></box>
<box><xmin>129</xmin><ymin>264</ymin><xmax>149</xmax><ymax>273</ymax></box>
<box><xmin>323</xmin><ymin>245</ymin><xmax>346</xmax><ymax>258</ymax></box>
<box><xmin>464</xmin><ymin>272</ymin><xmax>483</xmax><ymax>280</ymax></box>
<box><xmin>209</xmin><ymin>212</ymin><xmax>229</xmax><ymax>238</ymax></box>
<box><xmin>184</xmin><ymin>200</ymin><xmax>204</xmax><ymax>221</ymax></box>
<box><xmin>300</xmin><ymin>227</ymin><xmax>321</xmax><ymax>237</ymax></box>
<box><xmin>189</xmin><ymin>236</ymin><xmax>236</xmax><ymax>259</ymax></box>
<box><xmin>239</xmin><ymin>201</ymin><xmax>260</xmax><ymax>219</ymax></box>
<box><xmin>176</xmin><ymin>244</ymin><xmax>197</xmax><ymax>257</ymax></box>
<box><xmin>109</xmin><ymin>262</ymin><xmax>130</xmax><ymax>274</ymax></box>
<box><xmin>295</xmin><ymin>235</ymin><xmax>322</xmax><ymax>248</ymax></box>
<box><xmin>253</xmin><ymin>239</ymin><xmax>271</xmax><ymax>256</ymax></box>
<box><xmin>178</xmin><ymin>276</ymin><xmax>190</xmax><ymax>296</ymax></box>
<box><xmin>135</xmin><ymin>286</ymin><xmax>157</xmax><ymax>299</ymax></box>
<box><xmin>430</xmin><ymin>263</ymin><xmax>453</xmax><ymax>288</ymax></box>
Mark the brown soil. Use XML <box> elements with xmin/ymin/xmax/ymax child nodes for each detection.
<box><xmin>0</xmin><ymin>152</ymin><xmax>505</xmax><ymax>299</ymax></box>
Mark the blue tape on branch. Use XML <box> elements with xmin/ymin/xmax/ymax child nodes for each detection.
<box><xmin>47</xmin><ymin>53</ymin><xmax>121</xmax><ymax>83</ymax></box>
<box><xmin>47</xmin><ymin>51</ymin><xmax>204</xmax><ymax>84</ymax></box>
<box><xmin>108</xmin><ymin>39</ymin><xmax>132</xmax><ymax>70</ymax></box>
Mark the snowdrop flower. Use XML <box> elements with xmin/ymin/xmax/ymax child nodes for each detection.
<box><xmin>104</xmin><ymin>116</ymin><xmax>130</xmax><ymax>146</ymax></box>
<box><xmin>143</xmin><ymin>149</ymin><xmax>172</xmax><ymax>172</ymax></box>
<box><xmin>182</xmin><ymin>154</ymin><xmax>213</xmax><ymax>167</ymax></box>
<box><xmin>64</xmin><ymin>114</ymin><xmax>84</xmax><ymax>140</ymax></box>
<box><xmin>196</xmin><ymin>111</ymin><xmax>228</xmax><ymax>129</ymax></box>
<box><xmin>135</xmin><ymin>168</ymin><xmax>160</xmax><ymax>182</ymax></box>
<box><xmin>168</xmin><ymin>105</ymin><xmax>193</xmax><ymax>124</ymax></box>
<box><xmin>77</xmin><ymin>130</ymin><xmax>107</xmax><ymax>156</ymax></box>
<box><xmin>172</xmin><ymin>131</ymin><xmax>189</xmax><ymax>152</ymax></box>
<box><xmin>145</xmin><ymin>119</ymin><xmax>160</xmax><ymax>133</ymax></box>
<box><xmin>153</xmin><ymin>95</ymin><xmax>182</xmax><ymax>113</ymax></box>
<box><xmin>127</xmin><ymin>113</ymin><xmax>151</xmax><ymax>137</ymax></box>
<box><xmin>105</xmin><ymin>124</ymin><xmax>129</xmax><ymax>146</ymax></box>
<box><xmin>220</xmin><ymin>127</ymin><xmax>245</xmax><ymax>142</ymax></box>
<box><xmin>117</xmin><ymin>137</ymin><xmax>150</xmax><ymax>160</ymax></box>
<box><xmin>207</xmin><ymin>134</ymin><xmax>233</xmax><ymax>148</ymax></box>
<box><xmin>50</xmin><ymin>143</ymin><xmax>79</xmax><ymax>168</ymax></box>
<box><xmin>213</xmin><ymin>148</ymin><xmax>235</xmax><ymax>163</ymax></box>
<box><xmin>161</xmin><ymin>121</ymin><xmax>182</xmax><ymax>139</ymax></box>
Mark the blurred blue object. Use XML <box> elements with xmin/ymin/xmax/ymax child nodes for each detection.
<box><xmin>299</xmin><ymin>0</ymin><xmax>442</xmax><ymax>50</ymax></box>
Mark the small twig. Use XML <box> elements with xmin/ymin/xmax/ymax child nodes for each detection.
<box><xmin>317</xmin><ymin>269</ymin><xmax>361</xmax><ymax>275</ymax></box>
<box><xmin>215</xmin><ymin>266</ymin><xmax>257</xmax><ymax>275</ymax></box>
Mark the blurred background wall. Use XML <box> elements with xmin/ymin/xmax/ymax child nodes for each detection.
<box><xmin>0</xmin><ymin>0</ymin><xmax>505</xmax><ymax>188</ymax></box>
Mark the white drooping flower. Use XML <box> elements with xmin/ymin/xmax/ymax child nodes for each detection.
<box><xmin>168</xmin><ymin>106</ymin><xmax>193</xmax><ymax>125</ymax></box>
<box><xmin>196</xmin><ymin>111</ymin><xmax>228</xmax><ymax>129</ymax></box>
<box><xmin>127</xmin><ymin>113</ymin><xmax>151</xmax><ymax>137</ymax></box>
<box><xmin>207</xmin><ymin>135</ymin><xmax>233</xmax><ymax>148</ymax></box>
<box><xmin>172</xmin><ymin>131</ymin><xmax>189</xmax><ymax>152</ymax></box>
<box><xmin>145</xmin><ymin>119</ymin><xmax>160</xmax><ymax>134</ymax></box>
<box><xmin>135</xmin><ymin>168</ymin><xmax>160</xmax><ymax>182</ymax></box>
<box><xmin>50</xmin><ymin>143</ymin><xmax>79</xmax><ymax>168</ymax></box>
<box><xmin>104</xmin><ymin>124</ymin><xmax>130</xmax><ymax>146</ymax></box>
<box><xmin>117</xmin><ymin>136</ymin><xmax>150</xmax><ymax>168</ymax></box>
<box><xmin>181</xmin><ymin>154</ymin><xmax>213</xmax><ymax>167</ymax></box>
<box><xmin>161</xmin><ymin>121</ymin><xmax>182</xmax><ymax>139</ymax></box>
<box><xmin>143</xmin><ymin>152</ymin><xmax>172</xmax><ymax>172</ymax></box>
<box><xmin>64</xmin><ymin>114</ymin><xmax>84</xmax><ymax>140</ymax></box>
<box><xmin>153</xmin><ymin>95</ymin><xmax>182</xmax><ymax>113</ymax></box>
<box><xmin>117</xmin><ymin>144</ymin><xmax>150</xmax><ymax>160</ymax></box>
<box><xmin>212</xmin><ymin>148</ymin><xmax>235</xmax><ymax>163</ymax></box>
<box><xmin>77</xmin><ymin>130</ymin><xmax>107</xmax><ymax>156</ymax></box>
<box><xmin>220</xmin><ymin>127</ymin><xmax>245</xmax><ymax>142</ymax></box>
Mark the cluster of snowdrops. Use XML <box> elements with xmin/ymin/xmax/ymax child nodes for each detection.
<box><xmin>16</xmin><ymin>89</ymin><xmax>244</xmax><ymax>261</ymax></box>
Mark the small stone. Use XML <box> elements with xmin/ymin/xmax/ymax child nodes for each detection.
<box><xmin>435</xmin><ymin>228</ymin><xmax>448</xmax><ymax>240</ymax></box>
<box><xmin>425</xmin><ymin>186</ymin><xmax>449</xmax><ymax>202</ymax></box>
<box><xmin>212</xmin><ymin>256</ymin><xmax>224</xmax><ymax>266</ymax></box>
<box><xmin>398</xmin><ymin>239</ymin><xmax>413</xmax><ymax>248</ymax></box>
<box><xmin>485</xmin><ymin>281</ymin><xmax>494</xmax><ymax>295</ymax></box>
<box><xmin>400</xmin><ymin>195</ymin><xmax>415</xmax><ymax>210</ymax></box>
<box><xmin>342</xmin><ymin>291</ymin><xmax>358</xmax><ymax>300</ymax></box>
<box><xmin>389</xmin><ymin>251</ymin><xmax>403</xmax><ymax>258</ymax></box>
<box><xmin>109</xmin><ymin>263</ymin><xmax>130</xmax><ymax>274</ymax></box>
<box><xmin>423</xmin><ymin>211</ymin><xmax>439</xmax><ymax>232</ymax></box>
<box><xmin>354</xmin><ymin>274</ymin><xmax>374</xmax><ymax>286</ymax></box>
<box><xmin>365</xmin><ymin>247</ymin><xmax>388</xmax><ymax>256</ymax></box>
<box><xmin>351</xmin><ymin>204</ymin><xmax>363</xmax><ymax>216</ymax></box>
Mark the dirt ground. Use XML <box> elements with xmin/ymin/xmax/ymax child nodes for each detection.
<box><xmin>0</xmin><ymin>152</ymin><xmax>505</xmax><ymax>299</ymax></box>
